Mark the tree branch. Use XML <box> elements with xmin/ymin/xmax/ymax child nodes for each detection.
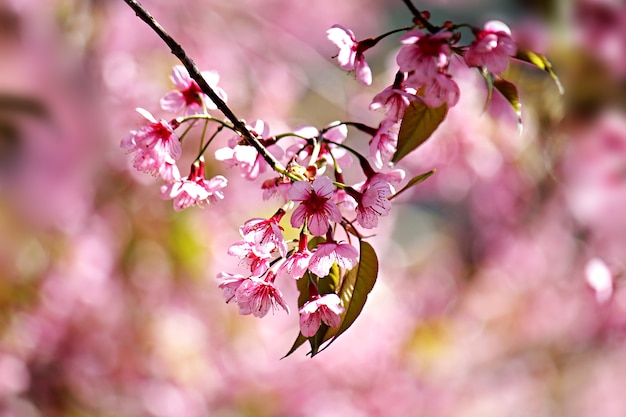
<box><xmin>400</xmin><ymin>0</ymin><xmax>439</xmax><ymax>33</ymax></box>
<box><xmin>122</xmin><ymin>0</ymin><xmax>288</xmax><ymax>175</ymax></box>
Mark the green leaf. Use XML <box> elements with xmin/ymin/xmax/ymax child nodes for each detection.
<box><xmin>309</xmin><ymin>240</ymin><xmax>379</xmax><ymax>356</ymax></box>
<box><xmin>389</xmin><ymin>170</ymin><xmax>436</xmax><ymax>201</ymax></box>
<box><xmin>393</xmin><ymin>101</ymin><xmax>448</xmax><ymax>164</ymax></box>
<box><xmin>515</xmin><ymin>49</ymin><xmax>564</xmax><ymax>94</ymax></box>
<box><xmin>493</xmin><ymin>78</ymin><xmax>523</xmax><ymax>134</ymax></box>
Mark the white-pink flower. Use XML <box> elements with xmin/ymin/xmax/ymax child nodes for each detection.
<box><xmin>397</xmin><ymin>30</ymin><xmax>453</xmax><ymax>85</ymax></box>
<box><xmin>214</xmin><ymin>120</ymin><xmax>284</xmax><ymax>181</ymax></box>
<box><xmin>240</xmin><ymin>211</ymin><xmax>287</xmax><ymax>257</ymax></box>
<box><xmin>121</xmin><ymin>108</ymin><xmax>181</xmax><ymax>177</ymax></box>
<box><xmin>422</xmin><ymin>72</ymin><xmax>460</xmax><ymax>108</ymax></box>
<box><xmin>160</xmin><ymin>159</ymin><xmax>227</xmax><ymax>211</ymax></box>
<box><xmin>227</xmin><ymin>240</ymin><xmax>272</xmax><ymax>276</ymax></box>
<box><xmin>308</xmin><ymin>241</ymin><xmax>358</xmax><ymax>277</ymax></box>
<box><xmin>355</xmin><ymin>174</ymin><xmax>393</xmax><ymax>229</ymax></box>
<box><xmin>327</xmin><ymin>24</ymin><xmax>372</xmax><ymax>86</ymax></box>
<box><xmin>279</xmin><ymin>249</ymin><xmax>313</xmax><ymax>280</ymax></box>
<box><xmin>289</xmin><ymin>177</ymin><xmax>343</xmax><ymax>236</ymax></box>
<box><xmin>235</xmin><ymin>275</ymin><xmax>290</xmax><ymax>317</ymax></box>
<box><xmin>464</xmin><ymin>21</ymin><xmax>517</xmax><ymax>74</ymax></box>
<box><xmin>370</xmin><ymin>84</ymin><xmax>418</xmax><ymax>122</ymax></box>
<box><xmin>369</xmin><ymin>120</ymin><xmax>399</xmax><ymax>169</ymax></box>
<box><xmin>217</xmin><ymin>272</ymin><xmax>247</xmax><ymax>303</ymax></box>
<box><xmin>160</xmin><ymin>65</ymin><xmax>227</xmax><ymax>115</ymax></box>
<box><xmin>299</xmin><ymin>293</ymin><xmax>344</xmax><ymax>337</ymax></box>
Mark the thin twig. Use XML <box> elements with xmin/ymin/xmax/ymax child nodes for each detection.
<box><xmin>122</xmin><ymin>0</ymin><xmax>288</xmax><ymax>176</ymax></box>
<box><xmin>400</xmin><ymin>0</ymin><xmax>439</xmax><ymax>33</ymax></box>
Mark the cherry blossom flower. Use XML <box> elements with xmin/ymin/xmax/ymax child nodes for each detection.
<box><xmin>355</xmin><ymin>174</ymin><xmax>393</xmax><ymax>229</ymax></box>
<box><xmin>160</xmin><ymin>159</ymin><xmax>227</xmax><ymax>211</ymax></box>
<box><xmin>327</xmin><ymin>24</ymin><xmax>373</xmax><ymax>85</ymax></box>
<box><xmin>397</xmin><ymin>30</ymin><xmax>453</xmax><ymax>85</ymax></box>
<box><xmin>227</xmin><ymin>240</ymin><xmax>272</xmax><ymax>276</ymax></box>
<box><xmin>217</xmin><ymin>272</ymin><xmax>247</xmax><ymax>303</ymax></box>
<box><xmin>369</xmin><ymin>84</ymin><xmax>417</xmax><ymax>122</ymax></box>
<box><xmin>464</xmin><ymin>21</ymin><xmax>517</xmax><ymax>74</ymax></box>
<box><xmin>160</xmin><ymin>65</ymin><xmax>227</xmax><ymax>114</ymax></box>
<box><xmin>240</xmin><ymin>210</ymin><xmax>288</xmax><ymax>257</ymax></box>
<box><xmin>261</xmin><ymin>176</ymin><xmax>292</xmax><ymax>202</ymax></box>
<box><xmin>299</xmin><ymin>293</ymin><xmax>344</xmax><ymax>337</ymax></box>
<box><xmin>121</xmin><ymin>108</ymin><xmax>181</xmax><ymax>177</ymax></box>
<box><xmin>369</xmin><ymin>120</ymin><xmax>399</xmax><ymax>169</ymax></box>
<box><xmin>286</xmin><ymin>123</ymin><xmax>353</xmax><ymax>170</ymax></box>
<box><xmin>289</xmin><ymin>177</ymin><xmax>343</xmax><ymax>236</ymax></box>
<box><xmin>422</xmin><ymin>72</ymin><xmax>460</xmax><ymax>108</ymax></box>
<box><xmin>235</xmin><ymin>274</ymin><xmax>290</xmax><ymax>317</ymax></box>
<box><xmin>308</xmin><ymin>241</ymin><xmax>358</xmax><ymax>277</ymax></box>
<box><xmin>214</xmin><ymin>120</ymin><xmax>284</xmax><ymax>181</ymax></box>
<box><xmin>278</xmin><ymin>236</ymin><xmax>313</xmax><ymax>280</ymax></box>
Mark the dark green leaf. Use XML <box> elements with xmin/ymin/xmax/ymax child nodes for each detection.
<box><xmin>393</xmin><ymin>101</ymin><xmax>448</xmax><ymax>164</ymax></box>
<box><xmin>514</xmin><ymin>49</ymin><xmax>564</xmax><ymax>94</ymax></box>
<box><xmin>493</xmin><ymin>79</ymin><xmax>523</xmax><ymax>134</ymax></box>
<box><xmin>389</xmin><ymin>170</ymin><xmax>436</xmax><ymax>201</ymax></box>
<box><xmin>309</xmin><ymin>240</ymin><xmax>379</xmax><ymax>356</ymax></box>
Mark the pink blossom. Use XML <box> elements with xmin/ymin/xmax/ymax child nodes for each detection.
<box><xmin>327</xmin><ymin>25</ymin><xmax>373</xmax><ymax>85</ymax></box>
<box><xmin>299</xmin><ymin>293</ymin><xmax>344</xmax><ymax>337</ymax></box>
<box><xmin>397</xmin><ymin>30</ymin><xmax>453</xmax><ymax>85</ymax></box>
<box><xmin>235</xmin><ymin>274</ymin><xmax>289</xmax><ymax>317</ymax></box>
<box><xmin>160</xmin><ymin>159</ymin><xmax>227</xmax><ymax>211</ymax></box>
<box><xmin>240</xmin><ymin>211</ymin><xmax>288</xmax><ymax>257</ymax></box>
<box><xmin>217</xmin><ymin>272</ymin><xmax>247</xmax><ymax>303</ymax></box>
<box><xmin>286</xmin><ymin>123</ymin><xmax>353</xmax><ymax>170</ymax></box>
<box><xmin>227</xmin><ymin>240</ymin><xmax>272</xmax><ymax>276</ymax></box>
<box><xmin>369</xmin><ymin>120</ymin><xmax>399</xmax><ymax>169</ymax></box>
<box><xmin>278</xmin><ymin>249</ymin><xmax>313</xmax><ymax>280</ymax></box>
<box><xmin>289</xmin><ymin>177</ymin><xmax>343</xmax><ymax>236</ymax></box>
<box><xmin>355</xmin><ymin>174</ymin><xmax>393</xmax><ymax>229</ymax></box>
<box><xmin>160</xmin><ymin>65</ymin><xmax>228</xmax><ymax>114</ymax></box>
<box><xmin>121</xmin><ymin>108</ymin><xmax>181</xmax><ymax>177</ymax></box>
<box><xmin>369</xmin><ymin>84</ymin><xmax>417</xmax><ymax>122</ymax></box>
<box><xmin>422</xmin><ymin>72</ymin><xmax>460</xmax><ymax>108</ymax></box>
<box><xmin>261</xmin><ymin>176</ymin><xmax>292</xmax><ymax>202</ymax></box>
<box><xmin>464</xmin><ymin>21</ymin><xmax>517</xmax><ymax>74</ymax></box>
<box><xmin>308</xmin><ymin>241</ymin><xmax>359</xmax><ymax>277</ymax></box>
<box><xmin>214</xmin><ymin>120</ymin><xmax>284</xmax><ymax>181</ymax></box>
<box><xmin>585</xmin><ymin>258</ymin><xmax>613</xmax><ymax>303</ymax></box>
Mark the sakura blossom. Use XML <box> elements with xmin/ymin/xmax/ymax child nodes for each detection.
<box><xmin>397</xmin><ymin>30</ymin><xmax>453</xmax><ymax>85</ymax></box>
<box><xmin>355</xmin><ymin>174</ymin><xmax>393</xmax><ymax>229</ymax></box>
<box><xmin>234</xmin><ymin>274</ymin><xmax>290</xmax><ymax>317</ymax></box>
<box><xmin>217</xmin><ymin>272</ymin><xmax>247</xmax><ymax>303</ymax></box>
<box><xmin>299</xmin><ymin>293</ymin><xmax>344</xmax><ymax>337</ymax></box>
<box><xmin>369</xmin><ymin>83</ymin><xmax>418</xmax><ymax>122</ymax></box>
<box><xmin>227</xmin><ymin>240</ymin><xmax>272</xmax><ymax>276</ymax></box>
<box><xmin>369</xmin><ymin>119</ymin><xmax>399</xmax><ymax>168</ymax></box>
<box><xmin>240</xmin><ymin>211</ymin><xmax>288</xmax><ymax>257</ymax></box>
<box><xmin>327</xmin><ymin>24</ymin><xmax>373</xmax><ymax>85</ymax></box>
<box><xmin>121</xmin><ymin>108</ymin><xmax>181</xmax><ymax>177</ymax></box>
<box><xmin>289</xmin><ymin>177</ymin><xmax>343</xmax><ymax>236</ymax></box>
<box><xmin>308</xmin><ymin>241</ymin><xmax>359</xmax><ymax>277</ymax></box>
<box><xmin>160</xmin><ymin>65</ymin><xmax>227</xmax><ymax>114</ymax></box>
<box><xmin>464</xmin><ymin>20</ymin><xmax>517</xmax><ymax>74</ymax></box>
<box><xmin>160</xmin><ymin>159</ymin><xmax>227</xmax><ymax>211</ymax></box>
<box><xmin>278</xmin><ymin>236</ymin><xmax>313</xmax><ymax>280</ymax></box>
<box><xmin>422</xmin><ymin>71</ymin><xmax>460</xmax><ymax>107</ymax></box>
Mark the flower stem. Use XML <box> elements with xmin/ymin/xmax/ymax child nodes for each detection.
<box><xmin>122</xmin><ymin>0</ymin><xmax>289</xmax><ymax>176</ymax></box>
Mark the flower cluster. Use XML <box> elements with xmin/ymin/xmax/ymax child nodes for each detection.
<box><xmin>122</xmin><ymin>2</ymin><xmax>557</xmax><ymax>355</ymax></box>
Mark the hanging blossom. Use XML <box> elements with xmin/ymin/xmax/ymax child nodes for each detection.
<box><xmin>299</xmin><ymin>293</ymin><xmax>344</xmax><ymax>337</ymax></box>
<box><xmin>160</xmin><ymin>65</ymin><xmax>228</xmax><ymax>115</ymax></box>
<box><xmin>354</xmin><ymin>174</ymin><xmax>394</xmax><ymax>229</ymax></box>
<box><xmin>214</xmin><ymin>120</ymin><xmax>284</xmax><ymax>181</ymax></box>
<box><xmin>160</xmin><ymin>158</ymin><xmax>227</xmax><ymax>211</ymax></box>
<box><xmin>308</xmin><ymin>241</ymin><xmax>359</xmax><ymax>277</ymax></box>
<box><xmin>369</xmin><ymin>80</ymin><xmax>418</xmax><ymax>123</ymax></box>
<box><xmin>369</xmin><ymin>119</ymin><xmax>399</xmax><ymax>169</ymax></box>
<box><xmin>422</xmin><ymin>72</ymin><xmax>460</xmax><ymax>108</ymax></box>
<box><xmin>327</xmin><ymin>24</ymin><xmax>374</xmax><ymax>86</ymax></box>
<box><xmin>464</xmin><ymin>20</ymin><xmax>517</xmax><ymax>74</ymax></box>
<box><xmin>397</xmin><ymin>30</ymin><xmax>453</xmax><ymax>85</ymax></box>
<box><xmin>227</xmin><ymin>240</ymin><xmax>272</xmax><ymax>276</ymax></box>
<box><xmin>278</xmin><ymin>235</ymin><xmax>313</xmax><ymax>280</ymax></box>
<box><xmin>234</xmin><ymin>273</ymin><xmax>290</xmax><ymax>318</ymax></box>
<box><xmin>289</xmin><ymin>176</ymin><xmax>343</xmax><ymax>236</ymax></box>
<box><xmin>217</xmin><ymin>272</ymin><xmax>247</xmax><ymax>303</ymax></box>
<box><xmin>121</xmin><ymin>108</ymin><xmax>181</xmax><ymax>178</ymax></box>
<box><xmin>240</xmin><ymin>210</ymin><xmax>288</xmax><ymax>257</ymax></box>
<box><xmin>287</xmin><ymin>123</ymin><xmax>353</xmax><ymax>171</ymax></box>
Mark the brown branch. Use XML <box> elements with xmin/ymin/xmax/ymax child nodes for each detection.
<box><xmin>122</xmin><ymin>0</ymin><xmax>288</xmax><ymax>175</ymax></box>
<box><xmin>400</xmin><ymin>0</ymin><xmax>439</xmax><ymax>33</ymax></box>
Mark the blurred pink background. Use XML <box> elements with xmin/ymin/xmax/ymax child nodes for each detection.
<box><xmin>0</xmin><ymin>0</ymin><xmax>625</xmax><ymax>416</ymax></box>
